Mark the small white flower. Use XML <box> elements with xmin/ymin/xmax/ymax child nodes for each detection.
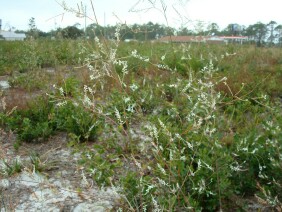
<box><xmin>114</xmin><ymin>107</ymin><xmax>123</xmax><ymax>125</ymax></box>
<box><xmin>94</xmin><ymin>36</ymin><xmax>99</xmax><ymax>43</ymax></box>
<box><xmin>130</xmin><ymin>83</ymin><xmax>138</xmax><ymax>92</ymax></box>
<box><xmin>131</xmin><ymin>49</ymin><xmax>138</xmax><ymax>57</ymax></box>
<box><xmin>180</xmin><ymin>156</ymin><xmax>186</xmax><ymax>161</ymax></box>
<box><xmin>157</xmin><ymin>163</ymin><xmax>166</xmax><ymax>175</ymax></box>
<box><xmin>144</xmin><ymin>184</ymin><xmax>155</xmax><ymax>195</ymax></box>
<box><xmin>89</xmin><ymin>168</ymin><xmax>96</xmax><ymax>176</ymax></box>
<box><xmin>56</xmin><ymin>101</ymin><xmax>67</xmax><ymax>107</ymax></box>
<box><xmin>126</xmin><ymin>104</ymin><xmax>135</xmax><ymax>113</ymax></box>
<box><xmin>124</xmin><ymin>97</ymin><xmax>130</xmax><ymax>103</ymax></box>
<box><xmin>59</xmin><ymin>87</ymin><xmax>64</xmax><ymax>96</ymax></box>
<box><xmin>83</xmin><ymin>85</ymin><xmax>88</xmax><ymax>93</ymax></box>
<box><xmin>83</xmin><ymin>95</ymin><xmax>92</xmax><ymax>106</ymax></box>
<box><xmin>86</xmin><ymin>153</ymin><xmax>91</xmax><ymax>159</ymax></box>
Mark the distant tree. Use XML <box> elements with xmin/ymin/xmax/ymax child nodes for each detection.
<box><xmin>129</xmin><ymin>24</ymin><xmax>141</xmax><ymax>40</ymax></box>
<box><xmin>15</xmin><ymin>30</ymin><xmax>26</xmax><ymax>34</ymax></box>
<box><xmin>240</xmin><ymin>25</ymin><xmax>247</xmax><ymax>35</ymax></box>
<box><xmin>275</xmin><ymin>25</ymin><xmax>282</xmax><ymax>46</ymax></box>
<box><xmin>61</xmin><ymin>26</ymin><xmax>83</xmax><ymax>39</ymax></box>
<box><xmin>194</xmin><ymin>21</ymin><xmax>206</xmax><ymax>35</ymax></box>
<box><xmin>206</xmin><ymin>23</ymin><xmax>219</xmax><ymax>35</ymax></box>
<box><xmin>52</xmin><ymin>27</ymin><xmax>64</xmax><ymax>39</ymax></box>
<box><xmin>121</xmin><ymin>22</ymin><xmax>171</xmax><ymax>41</ymax></box>
<box><xmin>246</xmin><ymin>22</ymin><xmax>268</xmax><ymax>47</ymax></box>
<box><xmin>223</xmin><ymin>23</ymin><xmax>241</xmax><ymax>36</ymax></box>
<box><xmin>85</xmin><ymin>23</ymin><xmax>104</xmax><ymax>39</ymax></box>
<box><xmin>155</xmin><ymin>24</ymin><xmax>168</xmax><ymax>38</ymax></box>
<box><xmin>38</xmin><ymin>30</ymin><xmax>51</xmax><ymax>38</ymax></box>
<box><xmin>27</xmin><ymin>17</ymin><xmax>39</xmax><ymax>39</ymax></box>
<box><xmin>123</xmin><ymin>24</ymin><xmax>144</xmax><ymax>41</ymax></box>
<box><xmin>28</xmin><ymin>17</ymin><xmax>35</xmax><ymax>30</ymax></box>
<box><xmin>267</xmin><ymin>20</ymin><xmax>277</xmax><ymax>45</ymax></box>
<box><xmin>177</xmin><ymin>27</ymin><xmax>193</xmax><ymax>36</ymax></box>
<box><xmin>144</xmin><ymin>22</ymin><xmax>155</xmax><ymax>40</ymax></box>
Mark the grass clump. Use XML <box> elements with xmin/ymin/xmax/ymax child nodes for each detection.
<box><xmin>0</xmin><ymin>158</ymin><xmax>22</xmax><ymax>177</ymax></box>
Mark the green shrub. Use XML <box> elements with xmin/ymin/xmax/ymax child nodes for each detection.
<box><xmin>18</xmin><ymin>118</ymin><xmax>52</xmax><ymax>142</ymax></box>
<box><xmin>54</xmin><ymin>102</ymin><xmax>100</xmax><ymax>141</ymax></box>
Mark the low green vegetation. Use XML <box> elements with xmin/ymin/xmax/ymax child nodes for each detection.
<box><xmin>0</xmin><ymin>158</ymin><xmax>22</xmax><ymax>177</ymax></box>
<box><xmin>0</xmin><ymin>36</ymin><xmax>281</xmax><ymax>211</ymax></box>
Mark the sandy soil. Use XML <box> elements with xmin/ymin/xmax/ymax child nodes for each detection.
<box><xmin>0</xmin><ymin>131</ymin><xmax>120</xmax><ymax>211</ymax></box>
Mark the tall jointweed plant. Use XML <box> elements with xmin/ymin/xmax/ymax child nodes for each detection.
<box><xmin>53</xmin><ymin>1</ymin><xmax>282</xmax><ymax>211</ymax></box>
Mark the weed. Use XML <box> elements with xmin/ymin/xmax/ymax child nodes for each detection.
<box><xmin>0</xmin><ymin>157</ymin><xmax>22</xmax><ymax>177</ymax></box>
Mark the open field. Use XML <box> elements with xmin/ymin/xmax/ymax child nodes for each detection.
<box><xmin>0</xmin><ymin>38</ymin><xmax>282</xmax><ymax>211</ymax></box>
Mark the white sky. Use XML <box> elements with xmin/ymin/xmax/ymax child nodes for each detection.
<box><xmin>1</xmin><ymin>0</ymin><xmax>282</xmax><ymax>32</ymax></box>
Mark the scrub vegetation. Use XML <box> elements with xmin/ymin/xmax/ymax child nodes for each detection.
<box><xmin>1</xmin><ymin>1</ymin><xmax>282</xmax><ymax>211</ymax></box>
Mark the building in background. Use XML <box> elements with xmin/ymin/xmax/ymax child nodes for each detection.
<box><xmin>158</xmin><ymin>35</ymin><xmax>248</xmax><ymax>44</ymax></box>
<box><xmin>0</xmin><ymin>19</ymin><xmax>26</xmax><ymax>41</ymax></box>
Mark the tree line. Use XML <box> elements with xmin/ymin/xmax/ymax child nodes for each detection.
<box><xmin>17</xmin><ymin>17</ymin><xmax>282</xmax><ymax>46</ymax></box>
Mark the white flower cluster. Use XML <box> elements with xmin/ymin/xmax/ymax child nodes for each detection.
<box><xmin>114</xmin><ymin>107</ymin><xmax>124</xmax><ymax>125</ymax></box>
<box><xmin>151</xmin><ymin>195</ymin><xmax>161</xmax><ymax>212</ymax></box>
<box><xmin>131</xmin><ymin>49</ymin><xmax>150</xmax><ymax>62</ymax></box>
<box><xmin>157</xmin><ymin>163</ymin><xmax>166</xmax><ymax>176</ymax></box>
<box><xmin>156</xmin><ymin>63</ymin><xmax>172</xmax><ymax>71</ymax></box>
<box><xmin>83</xmin><ymin>95</ymin><xmax>92</xmax><ymax>107</ymax></box>
<box><xmin>146</xmin><ymin>124</ymin><xmax>159</xmax><ymax>142</ymax></box>
<box><xmin>263</xmin><ymin>120</ymin><xmax>281</xmax><ymax>135</ymax></box>
<box><xmin>114</xmin><ymin>24</ymin><xmax>122</xmax><ymax>43</ymax></box>
<box><xmin>129</xmin><ymin>83</ymin><xmax>138</xmax><ymax>92</ymax></box>
<box><xmin>56</xmin><ymin>100</ymin><xmax>67</xmax><ymax>107</ymax></box>
<box><xmin>158</xmin><ymin>119</ymin><xmax>172</xmax><ymax>140</ymax></box>
<box><xmin>114</xmin><ymin>59</ymin><xmax>128</xmax><ymax>74</ymax></box>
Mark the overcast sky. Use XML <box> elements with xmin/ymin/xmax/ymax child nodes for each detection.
<box><xmin>1</xmin><ymin>0</ymin><xmax>282</xmax><ymax>32</ymax></box>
